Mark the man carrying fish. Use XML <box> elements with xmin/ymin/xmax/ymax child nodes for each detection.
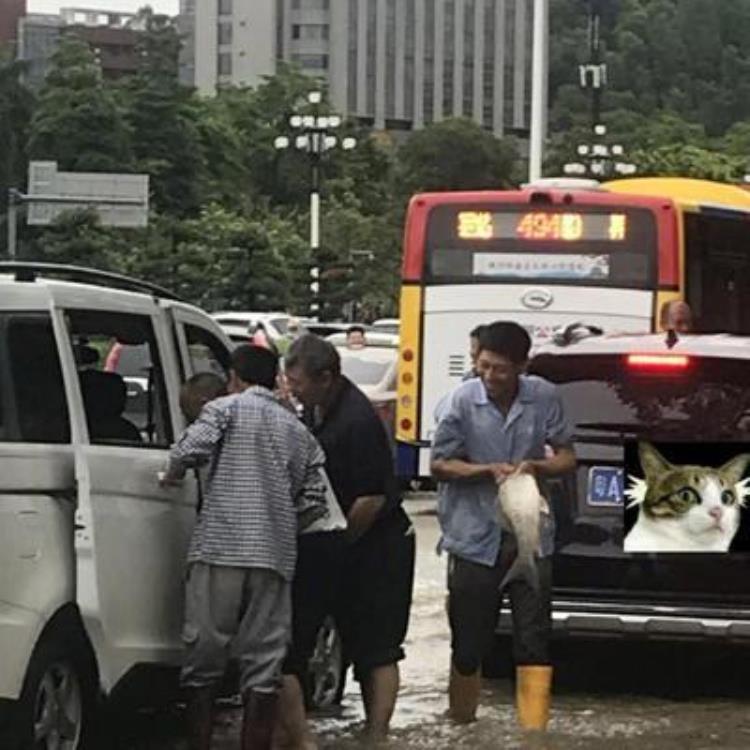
<box><xmin>430</xmin><ymin>321</ymin><xmax>576</xmax><ymax>731</ymax></box>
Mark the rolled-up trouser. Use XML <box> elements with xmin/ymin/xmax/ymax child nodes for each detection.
<box><xmin>181</xmin><ymin>562</ymin><xmax>291</xmax><ymax>695</ymax></box>
<box><xmin>447</xmin><ymin>535</ymin><xmax>552</xmax><ymax>676</ymax></box>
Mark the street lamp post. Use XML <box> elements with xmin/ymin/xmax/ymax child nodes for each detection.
<box><xmin>564</xmin><ymin>1</ymin><xmax>637</xmax><ymax>180</ymax></box>
<box><xmin>563</xmin><ymin>124</ymin><xmax>637</xmax><ymax>179</ymax></box>
<box><xmin>274</xmin><ymin>91</ymin><xmax>357</xmax><ymax>319</ymax></box>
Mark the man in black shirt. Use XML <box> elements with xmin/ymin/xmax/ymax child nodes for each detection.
<box><xmin>285</xmin><ymin>335</ymin><xmax>416</xmax><ymax>741</ymax></box>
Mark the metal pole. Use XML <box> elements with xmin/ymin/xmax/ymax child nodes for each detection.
<box><xmin>7</xmin><ymin>190</ymin><xmax>18</xmax><ymax>259</ymax></box>
<box><xmin>528</xmin><ymin>0</ymin><xmax>548</xmax><ymax>183</ymax></box>
<box><xmin>309</xmin><ymin>154</ymin><xmax>321</xmax><ymax>317</ymax></box>
<box><xmin>590</xmin><ymin>0</ymin><xmax>602</xmax><ymax>130</ymax></box>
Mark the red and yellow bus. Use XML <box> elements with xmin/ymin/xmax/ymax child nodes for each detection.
<box><xmin>395</xmin><ymin>177</ymin><xmax>750</xmax><ymax>478</ymax></box>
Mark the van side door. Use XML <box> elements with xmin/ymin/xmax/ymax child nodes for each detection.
<box><xmin>63</xmin><ymin>306</ymin><xmax>196</xmax><ymax>693</ymax></box>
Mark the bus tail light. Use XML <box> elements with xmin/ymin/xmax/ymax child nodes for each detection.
<box><xmin>402</xmin><ymin>348</ymin><xmax>414</xmax><ymax>362</ymax></box>
<box><xmin>626</xmin><ymin>354</ymin><xmax>689</xmax><ymax>370</ymax></box>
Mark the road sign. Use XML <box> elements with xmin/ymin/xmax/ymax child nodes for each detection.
<box><xmin>26</xmin><ymin>161</ymin><xmax>149</xmax><ymax>228</ymax></box>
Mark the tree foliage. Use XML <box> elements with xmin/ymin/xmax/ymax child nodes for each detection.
<box><xmin>396</xmin><ymin>118</ymin><xmax>519</xmax><ymax>195</ymax></box>
<box><xmin>28</xmin><ymin>36</ymin><xmax>133</xmax><ymax>172</ymax></box>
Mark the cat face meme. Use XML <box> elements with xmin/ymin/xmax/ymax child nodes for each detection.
<box><xmin>624</xmin><ymin>442</ymin><xmax>750</xmax><ymax>553</ymax></box>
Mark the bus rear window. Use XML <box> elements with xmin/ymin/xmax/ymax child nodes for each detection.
<box><xmin>529</xmin><ymin>354</ymin><xmax>750</xmax><ymax>441</ymax></box>
<box><xmin>425</xmin><ymin>204</ymin><xmax>657</xmax><ymax>287</ymax></box>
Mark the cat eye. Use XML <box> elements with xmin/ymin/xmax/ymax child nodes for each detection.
<box><xmin>721</xmin><ymin>490</ymin><xmax>735</xmax><ymax>506</ymax></box>
<box><xmin>675</xmin><ymin>487</ymin><xmax>701</xmax><ymax>505</ymax></box>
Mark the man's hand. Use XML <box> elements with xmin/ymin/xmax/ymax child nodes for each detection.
<box><xmin>516</xmin><ymin>460</ymin><xmax>537</xmax><ymax>476</ymax></box>
<box><xmin>488</xmin><ymin>462</ymin><xmax>517</xmax><ymax>484</ymax></box>
<box><xmin>346</xmin><ymin>495</ymin><xmax>386</xmax><ymax>543</ymax></box>
<box><xmin>158</xmin><ymin>469</ymin><xmax>184</xmax><ymax>488</ymax></box>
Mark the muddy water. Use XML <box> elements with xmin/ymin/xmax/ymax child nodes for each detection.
<box><xmin>125</xmin><ymin>501</ymin><xmax>750</xmax><ymax>750</ymax></box>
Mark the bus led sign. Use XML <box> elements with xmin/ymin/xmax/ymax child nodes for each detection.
<box><xmin>456</xmin><ymin>210</ymin><xmax>628</xmax><ymax>242</ymax></box>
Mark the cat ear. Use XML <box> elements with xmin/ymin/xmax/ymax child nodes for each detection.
<box><xmin>719</xmin><ymin>454</ymin><xmax>750</xmax><ymax>485</ymax></box>
<box><xmin>639</xmin><ymin>442</ymin><xmax>672</xmax><ymax>479</ymax></box>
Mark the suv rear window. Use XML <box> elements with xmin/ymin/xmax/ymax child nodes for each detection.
<box><xmin>529</xmin><ymin>354</ymin><xmax>750</xmax><ymax>441</ymax></box>
<box><xmin>0</xmin><ymin>313</ymin><xmax>70</xmax><ymax>443</ymax></box>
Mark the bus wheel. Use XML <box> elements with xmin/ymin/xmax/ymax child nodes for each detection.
<box><xmin>16</xmin><ymin>628</ymin><xmax>97</xmax><ymax>749</ymax></box>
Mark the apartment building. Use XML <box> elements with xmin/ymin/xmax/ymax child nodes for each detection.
<box><xmin>180</xmin><ymin>0</ymin><xmax>543</xmax><ymax>135</ymax></box>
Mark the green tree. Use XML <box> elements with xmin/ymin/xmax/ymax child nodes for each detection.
<box><xmin>396</xmin><ymin>118</ymin><xmax>518</xmax><ymax>196</ymax></box>
<box><xmin>0</xmin><ymin>50</ymin><xmax>34</xmax><ymax>255</ymax></box>
<box><xmin>632</xmin><ymin>144</ymin><xmax>746</xmax><ymax>181</ymax></box>
<box><xmin>124</xmin><ymin>10</ymin><xmax>206</xmax><ymax>216</ymax></box>
<box><xmin>28</xmin><ymin>35</ymin><xmax>132</xmax><ymax>171</ymax></box>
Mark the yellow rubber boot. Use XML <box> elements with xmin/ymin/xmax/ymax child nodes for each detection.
<box><xmin>515</xmin><ymin>665</ymin><xmax>552</xmax><ymax>731</ymax></box>
<box><xmin>448</xmin><ymin>663</ymin><xmax>481</xmax><ymax>724</ymax></box>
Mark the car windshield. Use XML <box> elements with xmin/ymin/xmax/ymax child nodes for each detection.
<box><xmin>340</xmin><ymin>353</ymin><xmax>393</xmax><ymax>387</ymax></box>
<box><xmin>530</xmin><ymin>354</ymin><xmax>750</xmax><ymax>441</ymax></box>
<box><xmin>270</xmin><ymin>317</ymin><xmax>289</xmax><ymax>335</ymax></box>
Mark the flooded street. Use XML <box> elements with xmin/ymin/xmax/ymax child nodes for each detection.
<box><xmin>124</xmin><ymin>499</ymin><xmax>750</xmax><ymax>750</ymax></box>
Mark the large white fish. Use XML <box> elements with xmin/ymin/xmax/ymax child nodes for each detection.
<box><xmin>496</xmin><ymin>472</ymin><xmax>550</xmax><ymax>590</ymax></box>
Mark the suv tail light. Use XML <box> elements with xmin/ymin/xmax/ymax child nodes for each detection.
<box><xmin>626</xmin><ymin>354</ymin><xmax>689</xmax><ymax>370</ymax></box>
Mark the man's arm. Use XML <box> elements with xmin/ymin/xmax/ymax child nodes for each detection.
<box><xmin>430</xmin><ymin>398</ymin><xmax>516</xmax><ymax>484</ymax></box>
<box><xmin>431</xmin><ymin>458</ymin><xmax>516</xmax><ymax>483</ymax></box>
<box><xmin>517</xmin><ymin>445</ymin><xmax>576</xmax><ymax>478</ymax></box>
<box><xmin>517</xmin><ymin>387</ymin><xmax>577</xmax><ymax>478</ymax></box>
<box><xmin>163</xmin><ymin>401</ymin><xmax>228</xmax><ymax>482</ymax></box>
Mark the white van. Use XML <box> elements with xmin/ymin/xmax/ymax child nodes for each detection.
<box><xmin>0</xmin><ymin>263</ymin><xmax>233</xmax><ymax>748</ymax></box>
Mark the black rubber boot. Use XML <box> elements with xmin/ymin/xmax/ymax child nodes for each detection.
<box><xmin>185</xmin><ymin>687</ymin><xmax>215</xmax><ymax>750</ymax></box>
<box><xmin>241</xmin><ymin>689</ymin><xmax>279</xmax><ymax>750</ymax></box>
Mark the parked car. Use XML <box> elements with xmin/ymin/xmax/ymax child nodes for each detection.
<box><xmin>371</xmin><ymin>318</ymin><xmax>400</xmax><ymax>335</ymax></box>
<box><xmin>335</xmin><ymin>342</ymin><xmax>398</xmax><ymax>444</ymax></box>
<box><xmin>0</xmin><ymin>264</ymin><xmax>337</xmax><ymax>749</ymax></box>
<box><xmin>326</xmin><ymin>330</ymin><xmax>400</xmax><ymax>349</ymax></box>
<box><xmin>487</xmin><ymin>332</ymin><xmax>750</xmax><ymax>668</ymax></box>
<box><xmin>211</xmin><ymin>311</ymin><xmax>291</xmax><ymax>345</ymax></box>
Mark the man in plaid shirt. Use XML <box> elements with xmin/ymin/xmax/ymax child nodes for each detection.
<box><xmin>163</xmin><ymin>345</ymin><xmax>328</xmax><ymax>750</ymax></box>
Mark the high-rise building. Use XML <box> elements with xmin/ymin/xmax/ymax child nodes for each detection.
<box><xmin>17</xmin><ymin>7</ymin><xmax>142</xmax><ymax>89</ymax></box>
<box><xmin>0</xmin><ymin>0</ymin><xmax>26</xmax><ymax>47</ymax></box>
<box><xmin>180</xmin><ymin>0</ymin><xmax>543</xmax><ymax>136</ymax></box>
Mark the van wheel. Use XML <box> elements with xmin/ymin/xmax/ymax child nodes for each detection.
<box><xmin>17</xmin><ymin>631</ymin><xmax>96</xmax><ymax>750</ymax></box>
<box><xmin>306</xmin><ymin>616</ymin><xmax>346</xmax><ymax>710</ymax></box>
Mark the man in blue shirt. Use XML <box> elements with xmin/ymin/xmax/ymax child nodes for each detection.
<box><xmin>430</xmin><ymin>321</ymin><xmax>576</xmax><ymax>729</ymax></box>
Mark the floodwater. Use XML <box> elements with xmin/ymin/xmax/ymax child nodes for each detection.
<box><xmin>123</xmin><ymin>499</ymin><xmax>750</xmax><ymax>750</ymax></box>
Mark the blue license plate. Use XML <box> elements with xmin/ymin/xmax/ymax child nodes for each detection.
<box><xmin>587</xmin><ymin>467</ymin><xmax>624</xmax><ymax>506</ymax></box>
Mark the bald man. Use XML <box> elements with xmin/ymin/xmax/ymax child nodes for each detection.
<box><xmin>659</xmin><ymin>300</ymin><xmax>693</xmax><ymax>334</ymax></box>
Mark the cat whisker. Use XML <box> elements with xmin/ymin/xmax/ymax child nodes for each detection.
<box><xmin>625</xmin><ymin>476</ymin><xmax>648</xmax><ymax>509</ymax></box>
<box><xmin>735</xmin><ymin>477</ymin><xmax>750</xmax><ymax>508</ymax></box>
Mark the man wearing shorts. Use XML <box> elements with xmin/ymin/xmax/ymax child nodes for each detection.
<box><xmin>284</xmin><ymin>335</ymin><xmax>416</xmax><ymax>741</ymax></box>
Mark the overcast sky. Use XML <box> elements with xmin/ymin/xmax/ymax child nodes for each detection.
<box><xmin>28</xmin><ymin>0</ymin><xmax>179</xmax><ymax>15</ymax></box>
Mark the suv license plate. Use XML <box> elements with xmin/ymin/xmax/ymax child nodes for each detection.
<box><xmin>587</xmin><ymin>467</ymin><xmax>624</xmax><ymax>507</ymax></box>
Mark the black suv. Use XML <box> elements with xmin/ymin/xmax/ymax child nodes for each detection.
<box><xmin>503</xmin><ymin>333</ymin><xmax>750</xmax><ymax>642</ymax></box>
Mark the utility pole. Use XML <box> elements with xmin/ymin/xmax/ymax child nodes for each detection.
<box><xmin>528</xmin><ymin>0</ymin><xmax>549</xmax><ymax>183</ymax></box>
<box><xmin>7</xmin><ymin>189</ymin><xmax>20</xmax><ymax>259</ymax></box>
<box><xmin>564</xmin><ymin>0</ymin><xmax>636</xmax><ymax>179</ymax></box>
<box><xmin>577</xmin><ymin>0</ymin><xmax>607</xmax><ymax>133</ymax></box>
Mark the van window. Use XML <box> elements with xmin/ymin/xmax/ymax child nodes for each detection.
<box><xmin>66</xmin><ymin>310</ymin><xmax>173</xmax><ymax>447</ymax></box>
<box><xmin>0</xmin><ymin>314</ymin><xmax>70</xmax><ymax>443</ymax></box>
<box><xmin>184</xmin><ymin>324</ymin><xmax>230</xmax><ymax>378</ymax></box>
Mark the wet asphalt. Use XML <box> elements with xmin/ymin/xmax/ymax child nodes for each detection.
<box><xmin>120</xmin><ymin>496</ymin><xmax>750</xmax><ymax>750</ymax></box>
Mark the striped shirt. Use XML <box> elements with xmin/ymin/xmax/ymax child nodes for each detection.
<box><xmin>168</xmin><ymin>386</ymin><xmax>327</xmax><ymax>581</ymax></box>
